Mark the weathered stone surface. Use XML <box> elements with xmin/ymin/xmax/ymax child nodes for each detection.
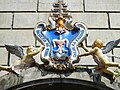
<box><xmin>101</xmin><ymin>76</ymin><xmax>120</xmax><ymax>89</ymax></box>
<box><xmin>0</xmin><ymin>66</ymin><xmax>119</xmax><ymax>90</ymax></box>
<box><xmin>0</xmin><ymin>67</ymin><xmax>61</xmax><ymax>89</ymax></box>
<box><xmin>38</xmin><ymin>0</ymin><xmax>83</xmax><ymax>11</ymax></box>
<box><xmin>0</xmin><ymin>13</ymin><xmax>12</xmax><ymax>28</ymax></box>
<box><xmin>87</xmin><ymin>30</ymin><xmax>120</xmax><ymax>46</ymax></box>
<box><xmin>13</xmin><ymin>13</ymin><xmax>49</xmax><ymax>28</ymax></box>
<box><xmin>64</xmin><ymin>71</ymin><xmax>92</xmax><ymax>81</ymax></box>
<box><xmin>109</xmin><ymin>13</ymin><xmax>120</xmax><ymax>28</ymax></box>
<box><xmin>21</xmin><ymin>67</ymin><xmax>43</xmax><ymax>83</ymax></box>
<box><xmin>0</xmin><ymin>30</ymin><xmax>35</xmax><ymax>46</ymax></box>
<box><xmin>0</xmin><ymin>0</ymin><xmax>37</xmax><ymax>11</ymax></box>
<box><xmin>0</xmin><ymin>48</ymin><xmax>8</xmax><ymax>65</ymax></box>
<box><xmin>0</xmin><ymin>72</ymin><xmax>22</xmax><ymax>90</ymax></box>
<box><xmin>85</xmin><ymin>0</ymin><xmax>120</xmax><ymax>11</ymax></box>
<box><xmin>71</xmin><ymin>13</ymin><xmax>108</xmax><ymax>28</ymax></box>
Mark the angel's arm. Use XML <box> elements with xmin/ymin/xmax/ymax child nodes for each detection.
<box><xmin>78</xmin><ymin>48</ymin><xmax>96</xmax><ymax>58</ymax></box>
<box><xmin>27</xmin><ymin>45</ymin><xmax>44</xmax><ymax>56</ymax></box>
<box><xmin>79</xmin><ymin>42</ymin><xmax>89</xmax><ymax>52</ymax></box>
<box><xmin>27</xmin><ymin>48</ymin><xmax>40</xmax><ymax>56</ymax></box>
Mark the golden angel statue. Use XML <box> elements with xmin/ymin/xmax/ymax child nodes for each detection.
<box><xmin>78</xmin><ymin>38</ymin><xmax>120</xmax><ymax>83</ymax></box>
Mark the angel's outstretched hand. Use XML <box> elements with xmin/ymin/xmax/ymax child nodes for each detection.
<box><xmin>77</xmin><ymin>55</ymin><xmax>81</xmax><ymax>58</ymax></box>
<box><xmin>79</xmin><ymin>42</ymin><xmax>84</xmax><ymax>47</ymax></box>
<box><xmin>40</xmin><ymin>45</ymin><xmax>45</xmax><ymax>50</ymax></box>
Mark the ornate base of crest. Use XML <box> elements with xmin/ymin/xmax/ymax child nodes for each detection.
<box><xmin>0</xmin><ymin>66</ymin><xmax>120</xmax><ymax>90</ymax></box>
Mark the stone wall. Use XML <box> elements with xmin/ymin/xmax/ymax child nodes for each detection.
<box><xmin>0</xmin><ymin>0</ymin><xmax>120</xmax><ymax>66</ymax></box>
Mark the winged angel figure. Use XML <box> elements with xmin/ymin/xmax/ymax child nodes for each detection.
<box><xmin>3</xmin><ymin>45</ymin><xmax>44</xmax><ymax>73</ymax></box>
<box><xmin>78</xmin><ymin>38</ymin><xmax>120</xmax><ymax>83</ymax></box>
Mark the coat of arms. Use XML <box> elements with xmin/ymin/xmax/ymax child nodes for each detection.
<box><xmin>0</xmin><ymin>1</ymin><xmax>120</xmax><ymax>89</ymax></box>
<box><xmin>33</xmin><ymin>1</ymin><xmax>87</xmax><ymax>70</ymax></box>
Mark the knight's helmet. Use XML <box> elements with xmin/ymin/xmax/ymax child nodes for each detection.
<box><xmin>33</xmin><ymin>0</ymin><xmax>88</xmax><ymax>70</ymax></box>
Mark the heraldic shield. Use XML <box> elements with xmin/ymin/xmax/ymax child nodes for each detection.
<box><xmin>33</xmin><ymin>1</ymin><xmax>88</xmax><ymax>70</ymax></box>
<box><xmin>33</xmin><ymin>19</ymin><xmax>88</xmax><ymax>70</ymax></box>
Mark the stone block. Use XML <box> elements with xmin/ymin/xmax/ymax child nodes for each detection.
<box><xmin>10</xmin><ymin>52</ymin><xmax>22</xmax><ymax>66</ymax></box>
<box><xmin>0</xmin><ymin>0</ymin><xmax>37</xmax><ymax>11</ymax></box>
<box><xmin>71</xmin><ymin>13</ymin><xmax>108</xmax><ymax>28</ymax></box>
<box><xmin>113</xmin><ymin>48</ymin><xmax>120</xmax><ymax>63</ymax></box>
<box><xmin>79</xmin><ymin>56</ymin><xmax>96</xmax><ymax>65</ymax></box>
<box><xmin>0</xmin><ymin>30</ymin><xmax>35</xmax><ymax>46</ymax></box>
<box><xmin>0</xmin><ymin>48</ymin><xmax>8</xmax><ymax>65</ymax></box>
<box><xmin>85</xmin><ymin>0</ymin><xmax>120</xmax><ymax>11</ymax></box>
<box><xmin>64</xmin><ymin>0</ymin><xmax>83</xmax><ymax>11</ymax></box>
<box><xmin>38</xmin><ymin>0</ymin><xmax>83</xmax><ymax>11</ymax></box>
<box><xmin>34</xmin><ymin>52</ymin><xmax>43</xmax><ymax>64</ymax></box>
<box><xmin>109</xmin><ymin>13</ymin><xmax>120</xmax><ymax>28</ymax></box>
<box><xmin>87</xmin><ymin>30</ymin><xmax>120</xmax><ymax>46</ymax></box>
<box><xmin>38</xmin><ymin>0</ymin><xmax>58</xmax><ymax>11</ymax></box>
<box><xmin>13</xmin><ymin>13</ymin><xmax>49</xmax><ymax>28</ymax></box>
<box><xmin>78</xmin><ymin>48</ymin><xmax>97</xmax><ymax>65</ymax></box>
<box><xmin>0</xmin><ymin>13</ymin><xmax>12</xmax><ymax>28</ymax></box>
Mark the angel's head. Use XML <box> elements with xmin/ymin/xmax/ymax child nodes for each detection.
<box><xmin>26</xmin><ymin>46</ymin><xmax>35</xmax><ymax>55</ymax></box>
<box><xmin>92</xmin><ymin>39</ymin><xmax>104</xmax><ymax>48</ymax></box>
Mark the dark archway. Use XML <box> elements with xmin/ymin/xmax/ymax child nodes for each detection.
<box><xmin>7</xmin><ymin>78</ymin><xmax>113</xmax><ymax>90</ymax></box>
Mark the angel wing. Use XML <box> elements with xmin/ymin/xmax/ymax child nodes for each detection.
<box><xmin>102</xmin><ymin>38</ymin><xmax>120</xmax><ymax>54</ymax></box>
<box><xmin>5</xmin><ymin>44</ymin><xmax>24</xmax><ymax>59</ymax></box>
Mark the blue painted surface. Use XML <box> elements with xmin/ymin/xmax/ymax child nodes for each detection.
<box><xmin>35</xmin><ymin>28</ymin><xmax>85</xmax><ymax>58</ymax></box>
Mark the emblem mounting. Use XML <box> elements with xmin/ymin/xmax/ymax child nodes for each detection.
<box><xmin>33</xmin><ymin>0</ymin><xmax>88</xmax><ymax>70</ymax></box>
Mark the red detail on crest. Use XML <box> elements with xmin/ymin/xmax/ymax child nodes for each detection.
<box><xmin>56</xmin><ymin>40</ymin><xmax>65</xmax><ymax>46</ymax></box>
